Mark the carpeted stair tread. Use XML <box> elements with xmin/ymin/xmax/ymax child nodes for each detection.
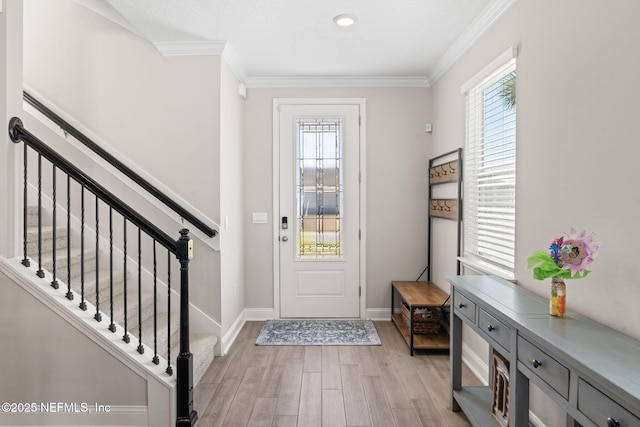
<box><xmin>26</xmin><ymin>225</ymin><xmax>68</xmax><ymax>254</ymax></box>
<box><xmin>109</xmin><ymin>290</ymin><xmax>155</xmax><ymax>334</ymax></box>
<box><xmin>38</xmin><ymin>247</ymin><xmax>97</xmax><ymax>280</ymax></box>
<box><xmin>24</xmin><ymin>205</ymin><xmax>216</xmax><ymax>387</ymax></box>
<box><xmin>26</xmin><ymin>205</ymin><xmax>40</xmax><ymax>227</ymax></box>
<box><xmin>181</xmin><ymin>333</ymin><xmax>217</xmax><ymax>386</ymax></box>
<box><xmin>131</xmin><ymin>311</ymin><xmax>179</xmax><ymax>358</ymax></box>
<box><xmin>83</xmin><ymin>268</ymin><xmax>128</xmax><ymax>303</ymax></box>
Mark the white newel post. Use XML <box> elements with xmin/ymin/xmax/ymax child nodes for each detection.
<box><xmin>0</xmin><ymin>0</ymin><xmax>23</xmax><ymax>258</ymax></box>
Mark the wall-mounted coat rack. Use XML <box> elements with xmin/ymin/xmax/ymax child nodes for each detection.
<box><xmin>427</xmin><ymin>148</ymin><xmax>462</xmax><ymax>280</ymax></box>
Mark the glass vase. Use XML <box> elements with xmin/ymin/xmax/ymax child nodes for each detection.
<box><xmin>550</xmin><ymin>278</ymin><xmax>566</xmax><ymax>318</ymax></box>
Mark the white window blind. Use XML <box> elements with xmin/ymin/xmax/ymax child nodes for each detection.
<box><xmin>463</xmin><ymin>56</ymin><xmax>517</xmax><ymax>274</ymax></box>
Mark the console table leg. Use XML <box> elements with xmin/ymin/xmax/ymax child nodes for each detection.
<box><xmin>451</xmin><ymin>313</ymin><xmax>462</xmax><ymax>411</ymax></box>
<box><xmin>512</xmin><ymin>368</ymin><xmax>529</xmax><ymax>426</ymax></box>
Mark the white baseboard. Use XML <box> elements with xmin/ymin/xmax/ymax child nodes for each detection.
<box><xmin>243</xmin><ymin>308</ymin><xmax>275</xmax><ymax>321</ymax></box>
<box><xmin>219</xmin><ymin>308</ymin><xmax>274</xmax><ymax>355</ymax></box>
<box><xmin>365</xmin><ymin>308</ymin><xmax>390</xmax><ymax>321</ymax></box>
<box><xmin>529</xmin><ymin>412</ymin><xmax>545</xmax><ymax>427</ymax></box>
<box><xmin>461</xmin><ymin>343</ymin><xmax>489</xmax><ymax>386</ymax></box>
<box><xmin>241</xmin><ymin>307</ymin><xmax>389</xmax><ymax>322</ymax></box>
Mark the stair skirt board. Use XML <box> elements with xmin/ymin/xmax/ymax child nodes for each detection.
<box><xmin>7</xmin><ymin>256</ymin><xmax>216</xmax><ymax>385</ymax></box>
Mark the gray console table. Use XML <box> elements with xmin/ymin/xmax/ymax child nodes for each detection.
<box><xmin>448</xmin><ymin>275</ymin><xmax>640</xmax><ymax>427</ymax></box>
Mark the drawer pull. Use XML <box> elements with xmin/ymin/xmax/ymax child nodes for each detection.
<box><xmin>487</xmin><ymin>324</ymin><xmax>495</xmax><ymax>332</ymax></box>
<box><xmin>532</xmin><ymin>359</ymin><xmax>542</xmax><ymax>369</ymax></box>
<box><xmin>607</xmin><ymin>417</ymin><xmax>621</xmax><ymax>427</ymax></box>
<box><xmin>458</xmin><ymin>303</ymin><xmax>466</xmax><ymax>308</ymax></box>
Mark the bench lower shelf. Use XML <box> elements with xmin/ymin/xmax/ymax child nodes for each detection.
<box><xmin>391</xmin><ymin>313</ymin><xmax>450</xmax><ymax>350</ymax></box>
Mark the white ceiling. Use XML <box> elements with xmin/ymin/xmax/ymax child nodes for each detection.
<box><xmin>75</xmin><ymin>0</ymin><xmax>515</xmax><ymax>87</ymax></box>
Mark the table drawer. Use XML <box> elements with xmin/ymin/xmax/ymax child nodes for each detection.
<box><xmin>517</xmin><ymin>336</ymin><xmax>569</xmax><ymax>399</ymax></box>
<box><xmin>453</xmin><ymin>290</ymin><xmax>476</xmax><ymax>324</ymax></box>
<box><xmin>478</xmin><ymin>309</ymin><xmax>510</xmax><ymax>350</ymax></box>
<box><xmin>578</xmin><ymin>379</ymin><xmax>640</xmax><ymax>427</ymax></box>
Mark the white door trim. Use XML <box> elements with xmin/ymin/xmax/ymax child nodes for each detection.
<box><xmin>272</xmin><ymin>98</ymin><xmax>366</xmax><ymax>319</ymax></box>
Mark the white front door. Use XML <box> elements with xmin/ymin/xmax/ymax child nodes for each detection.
<box><xmin>276</xmin><ymin>101</ymin><xmax>362</xmax><ymax>318</ymax></box>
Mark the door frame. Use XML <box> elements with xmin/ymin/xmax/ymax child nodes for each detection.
<box><xmin>272</xmin><ymin>98</ymin><xmax>367</xmax><ymax>319</ymax></box>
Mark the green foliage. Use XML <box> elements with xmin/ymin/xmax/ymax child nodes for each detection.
<box><xmin>526</xmin><ymin>251</ymin><xmax>590</xmax><ymax>280</ymax></box>
<box><xmin>500</xmin><ymin>71</ymin><xmax>516</xmax><ymax>109</ymax></box>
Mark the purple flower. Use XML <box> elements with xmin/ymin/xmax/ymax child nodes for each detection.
<box><xmin>549</xmin><ymin>237</ymin><xmax>564</xmax><ymax>264</ymax></box>
<box><xmin>559</xmin><ymin>229</ymin><xmax>600</xmax><ymax>277</ymax></box>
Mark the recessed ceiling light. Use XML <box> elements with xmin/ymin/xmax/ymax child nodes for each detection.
<box><xmin>333</xmin><ymin>14</ymin><xmax>357</xmax><ymax>27</ymax></box>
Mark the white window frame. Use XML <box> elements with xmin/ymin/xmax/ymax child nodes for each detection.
<box><xmin>460</xmin><ymin>47</ymin><xmax>517</xmax><ymax>280</ymax></box>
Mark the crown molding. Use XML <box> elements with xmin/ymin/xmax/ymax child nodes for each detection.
<box><xmin>78</xmin><ymin>0</ymin><xmax>515</xmax><ymax>89</ymax></box>
<box><xmin>151</xmin><ymin>41</ymin><xmax>428</xmax><ymax>88</ymax></box>
<box><xmin>153</xmin><ymin>40</ymin><xmax>248</xmax><ymax>83</ymax></box>
<box><xmin>244</xmin><ymin>76</ymin><xmax>430</xmax><ymax>88</ymax></box>
<box><xmin>73</xmin><ymin>0</ymin><xmax>143</xmax><ymax>38</ymax></box>
<box><xmin>220</xmin><ymin>43</ymin><xmax>248</xmax><ymax>83</ymax></box>
<box><xmin>428</xmin><ymin>0</ymin><xmax>518</xmax><ymax>84</ymax></box>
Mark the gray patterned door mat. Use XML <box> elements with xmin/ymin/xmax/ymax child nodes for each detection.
<box><xmin>255</xmin><ymin>319</ymin><xmax>381</xmax><ymax>346</ymax></box>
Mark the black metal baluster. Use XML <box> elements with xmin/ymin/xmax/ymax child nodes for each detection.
<box><xmin>108</xmin><ymin>207</ymin><xmax>116</xmax><ymax>333</ymax></box>
<box><xmin>94</xmin><ymin>196</ymin><xmax>101</xmax><ymax>322</ymax></box>
<box><xmin>66</xmin><ymin>175</ymin><xmax>73</xmax><ymax>301</ymax></box>
<box><xmin>51</xmin><ymin>166</ymin><xmax>59</xmax><ymax>288</ymax></box>
<box><xmin>22</xmin><ymin>143</ymin><xmax>30</xmax><ymax>267</ymax></box>
<box><xmin>152</xmin><ymin>240</ymin><xmax>159</xmax><ymax>365</ymax></box>
<box><xmin>79</xmin><ymin>186</ymin><xmax>87</xmax><ymax>310</ymax></box>
<box><xmin>137</xmin><ymin>228</ymin><xmax>144</xmax><ymax>354</ymax></box>
<box><xmin>36</xmin><ymin>154</ymin><xmax>44</xmax><ymax>278</ymax></box>
<box><xmin>166</xmin><ymin>251</ymin><xmax>173</xmax><ymax>375</ymax></box>
<box><xmin>122</xmin><ymin>218</ymin><xmax>130</xmax><ymax>343</ymax></box>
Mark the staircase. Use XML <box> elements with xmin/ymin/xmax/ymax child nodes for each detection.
<box><xmin>25</xmin><ymin>205</ymin><xmax>216</xmax><ymax>386</ymax></box>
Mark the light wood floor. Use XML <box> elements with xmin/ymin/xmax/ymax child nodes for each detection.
<box><xmin>193</xmin><ymin>321</ymin><xmax>481</xmax><ymax>427</ymax></box>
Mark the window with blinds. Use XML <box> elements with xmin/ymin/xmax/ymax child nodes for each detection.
<box><xmin>463</xmin><ymin>56</ymin><xmax>517</xmax><ymax>274</ymax></box>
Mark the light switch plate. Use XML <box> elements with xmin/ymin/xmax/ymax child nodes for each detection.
<box><xmin>252</xmin><ymin>212</ymin><xmax>268</xmax><ymax>224</ymax></box>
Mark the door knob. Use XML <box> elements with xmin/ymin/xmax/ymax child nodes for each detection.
<box><xmin>281</xmin><ymin>236</ymin><xmax>288</xmax><ymax>242</ymax></box>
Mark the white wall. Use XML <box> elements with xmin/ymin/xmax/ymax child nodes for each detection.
<box><xmin>243</xmin><ymin>87</ymin><xmax>430</xmax><ymax>314</ymax></box>
<box><xmin>24</xmin><ymin>0</ymin><xmax>222</xmax><ymax>219</ymax></box>
<box><xmin>22</xmin><ymin>0</ymin><xmax>224</xmax><ymax>323</ymax></box>
<box><xmin>431</xmin><ymin>0</ymin><xmax>640</xmax><ymax>425</ymax></box>
<box><xmin>219</xmin><ymin>61</ymin><xmax>246</xmax><ymax>332</ymax></box>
